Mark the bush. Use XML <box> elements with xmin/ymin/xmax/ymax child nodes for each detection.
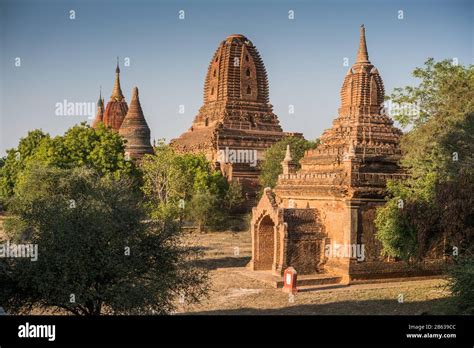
<box><xmin>0</xmin><ymin>165</ymin><xmax>208</xmax><ymax>315</ymax></box>
<box><xmin>447</xmin><ymin>254</ymin><xmax>474</xmax><ymax>314</ymax></box>
<box><xmin>140</xmin><ymin>142</ymin><xmax>243</xmax><ymax>229</ymax></box>
<box><xmin>259</xmin><ymin>136</ymin><xmax>318</xmax><ymax>190</ymax></box>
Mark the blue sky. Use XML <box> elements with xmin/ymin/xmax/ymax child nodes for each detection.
<box><xmin>0</xmin><ymin>0</ymin><xmax>472</xmax><ymax>155</ymax></box>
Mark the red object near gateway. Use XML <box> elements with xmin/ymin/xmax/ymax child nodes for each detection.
<box><xmin>282</xmin><ymin>267</ymin><xmax>298</xmax><ymax>294</ymax></box>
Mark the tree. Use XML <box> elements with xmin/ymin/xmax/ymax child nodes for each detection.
<box><xmin>375</xmin><ymin>59</ymin><xmax>473</xmax><ymax>261</ymax></box>
<box><xmin>30</xmin><ymin>122</ymin><xmax>134</xmax><ymax>178</ymax></box>
<box><xmin>140</xmin><ymin>142</ymin><xmax>188</xmax><ymax>220</ymax></box>
<box><xmin>259</xmin><ymin>136</ymin><xmax>318</xmax><ymax>189</ymax></box>
<box><xmin>187</xmin><ymin>190</ymin><xmax>221</xmax><ymax>233</ymax></box>
<box><xmin>447</xmin><ymin>253</ymin><xmax>474</xmax><ymax>314</ymax></box>
<box><xmin>0</xmin><ymin>129</ymin><xmax>50</xmax><ymax>199</ymax></box>
<box><xmin>0</xmin><ymin>165</ymin><xmax>208</xmax><ymax>315</ymax></box>
<box><xmin>140</xmin><ymin>142</ymin><xmax>242</xmax><ymax>228</ymax></box>
<box><xmin>224</xmin><ymin>180</ymin><xmax>244</xmax><ymax>212</ymax></box>
<box><xmin>0</xmin><ymin>123</ymin><xmax>135</xmax><ymax>201</ymax></box>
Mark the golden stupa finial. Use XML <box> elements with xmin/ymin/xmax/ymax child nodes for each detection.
<box><xmin>111</xmin><ymin>57</ymin><xmax>124</xmax><ymax>101</ymax></box>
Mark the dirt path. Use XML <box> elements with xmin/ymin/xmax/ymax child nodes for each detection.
<box><xmin>180</xmin><ymin>231</ymin><xmax>453</xmax><ymax>315</ymax></box>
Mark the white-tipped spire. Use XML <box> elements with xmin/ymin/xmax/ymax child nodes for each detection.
<box><xmin>284</xmin><ymin>144</ymin><xmax>292</xmax><ymax>162</ymax></box>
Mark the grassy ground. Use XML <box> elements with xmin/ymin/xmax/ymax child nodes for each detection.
<box><xmin>180</xmin><ymin>230</ymin><xmax>455</xmax><ymax>315</ymax></box>
<box><xmin>0</xmin><ymin>217</ymin><xmax>456</xmax><ymax>315</ymax></box>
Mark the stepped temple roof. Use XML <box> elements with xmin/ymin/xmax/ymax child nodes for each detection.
<box><xmin>250</xmin><ymin>26</ymin><xmax>412</xmax><ymax>279</ymax></box>
<box><xmin>277</xmin><ymin>25</ymin><xmax>404</xmax><ymax>199</ymax></box>
<box><xmin>171</xmin><ymin>33</ymin><xmax>290</xmax><ymax>156</ymax></box>
<box><xmin>171</xmin><ymin>34</ymin><xmax>300</xmax><ymax>203</ymax></box>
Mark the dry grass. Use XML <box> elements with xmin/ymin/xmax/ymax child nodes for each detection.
<box><xmin>0</xmin><ymin>219</ymin><xmax>455</xmax><ymax>315</ymax></box>
<box><xmin>0</xmin><ymin>214</ymin><xmax>6</xmax><ymax>240</ymax></box>
<box><xmin>179</xmin><ymin>230</ymin><xmax>454</xmax><ymax>315</ymax></box>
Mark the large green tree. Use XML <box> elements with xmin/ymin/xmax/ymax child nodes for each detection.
<box><xmin>375</xmin><ymin>59</ymin><xmax>473</xmax><ymax>261</ymax></box>
<box><xmin>140</xmin><ymin>142</ymin><xmax>242</xmax><ymax>228</ymax></box>
<box><xmin>0</xmin><ymin>123</ymin><xmax>134</xmax><ymax>201</ymax></box>
<box><xmin>0</xmin><ymin>165</ymin><xmax>208</xmax><ymax>315</ymax></box>
<box><xmin>0</xmin><ymin>129</ymin><xmax>50</xmax><ymax>199</ymax></box>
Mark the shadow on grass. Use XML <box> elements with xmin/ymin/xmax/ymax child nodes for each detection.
<box><xmin>186</xmin><ymin>297</ymin><xmax>459</xmax><ymax>315</ymax></box>
<box><xmin>192</xmin><ymin>256</ymin><xmax>251</xmax><ymax>270</ymax></box>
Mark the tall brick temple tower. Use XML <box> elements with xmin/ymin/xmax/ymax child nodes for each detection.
<box><xmin>248</xmin><ymin>26</ymin><xmax>440</xmax><ymax>282</ymax></box>
<box><xmin>93</xmin><ymin>59</ymin><xmax>129</xmax><ymax>131</ymax></box>
<box><xmin>171</xmin><ymin>34</ymin><xmax>301</xmax><ymax>202</ymax></box>
<box><xmin>92</xmin><ymin>60</ymin><xmax>153</xmax><ymax>160</ymax></box>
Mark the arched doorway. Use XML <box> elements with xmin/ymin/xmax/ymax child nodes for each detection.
<box><xmin>256</xmin><ymin>215</ymin><xmax>275</xmax><ymax>270</ymax></box>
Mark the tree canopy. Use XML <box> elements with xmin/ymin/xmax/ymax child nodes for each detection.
<box><xmin>0</xmin><ymin>123</ymin><xmax>134</xmax><ymax>201</ymax></box>
<box><xmin>258</xmin><ymin>136</ymin><xmax>318</xmax><ymax>190</ymax></box>
<box><xmin>0</xmin><ymin>165</ymin><xmax>207</xmax><ymax>315</ymax></box>
<box><xmin>139</xmin><ymin>141</ymin><xmax>242</xmax><ymax>230</ymax></box>
<box><xmin>375</xmin><ymin>59</ymin><xmax>474</xmax><ymax>261</ymax></box>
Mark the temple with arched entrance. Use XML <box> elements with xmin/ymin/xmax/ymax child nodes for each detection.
<box><xmin>249</xmin><ymin>188</ymin><xmax>326</xmax><ymax>276</ymax></box>
<box><xmin>249</xmin><ymin>26</ymin><xmax>444</xmax><ymax>283</ymax></box>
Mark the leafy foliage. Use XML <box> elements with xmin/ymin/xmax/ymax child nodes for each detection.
<box><xmin>0</xmin><ymin>129</ymin><xmax>50</xmax><ymax>199</ymax></box>
<box><xmin>258</xmin><ymin>136</ymin><xmax>318</xmax><ymax>189</ymax></box>
<box><xmin>140</xmin><ymin>142</ymin><xmax>242</xmax><ymax>229</ymax></box>
<box><xmin>389</xmin><ymin>58</ymin><xmax>473</xmax><ymax>129</ymax></box>
<box><xmin>0</xmin><ymin>165</ymin><xmax>208</xmax><ymax>315</ymax></box>
<box><xmin>0</xmin><ymin>123</ymin><xmax>135</xmax><ymax>201</ymax></box>
<box><xmin>375</xmin><ymin>59</ymin><xmax>473</xmax><ymax>261</ymax></box>
<box><xmin>447</xmin><ymin>253</ymin><xmax>474</xmax><ymax>314</ymax></box>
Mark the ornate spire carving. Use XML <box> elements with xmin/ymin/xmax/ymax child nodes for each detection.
<box><xmin>171</xmin><ymin>34</ymin><xmax>301</xmax><ymax>205</ymax></box>
<box><xmin>339</xmin><ymin>25</ymin><xmax>384</xmax><ymax>114</ymax></box>
<box><xmin>171</xmin><ymin>33</ymin><xmax>286</xmax><ymax>155</ymax></box>
<box><xmin>300</xmin><ymin>25</ymin><xmax>402</xmax><ymax>171</ymax></box>
<box><xmin>111</xmin><ymin>57</ymin><xmax>124</xmax><ymax>102</ymax></box>
<box><xmin>102</xmin><ymin>60</ymin><xmax>128</xmax><ymax>131</ymax></box>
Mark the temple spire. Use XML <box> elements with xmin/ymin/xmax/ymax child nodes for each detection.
<box><xmin>119</xmin><ymin>86</ymin><xmax>153</xmax><ymax>159</ymax></box>
<box><xmin>98</xmin><ymin>86</ymin><xmax>103</xmax><ymax>106</ymax></box>
<box><xmin>283</xmin><ymin>144</ymin><xmax>292</xmax><ymax>162</ymax></box>
<box><xmin>92</xmin><ymin>87</ymin><xmax>105</xmax><ymax>128</ymax></box>
<box><xmin>281</xmin><ymin>145</ymin><xmax>296</xmax><ymax>175</ymax></box>
<box><xmin>356</xmin><ymin>25</ymin><xmax>369</xmax><ymax>63</ymax></box>
<box><xmin>129</xmin><ymin>86</ymin><xmax>143</xmax><ymax>118</ymax></box>
<box><xmin>111</xmin><ymin>57</ymin><xmax>124</xmax><ymax>101</ymax></box>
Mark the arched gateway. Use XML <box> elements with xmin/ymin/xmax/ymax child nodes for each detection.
<box><xmin>248</xmin><ymin>26</ymin><xmax>444</xmax><ymax>282</ymax></box>
<box><xmin>249</xmin><ymin>188</ymin><xmax>325</xmax><ymax>276</ymax></box>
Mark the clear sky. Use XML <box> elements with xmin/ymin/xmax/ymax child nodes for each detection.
<box><xmin>0</xmin><ymin>0</ymin><xmax>472</xmax><ymax>156</ymax></box>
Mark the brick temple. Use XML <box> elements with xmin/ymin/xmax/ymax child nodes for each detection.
<box><xmin>92</xmin><ymin>60</ymin><xmax>153</xmax><ymax>160</ymax></box>
<box><xmin>171</xmin><ymin>34</ymin><xmax>301</xmax><ymax>202</ymax></box>
<box><xmin>249</xmin><ymin>26</ymin><xmax>442</xmax><ymax>282</ymax></box>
